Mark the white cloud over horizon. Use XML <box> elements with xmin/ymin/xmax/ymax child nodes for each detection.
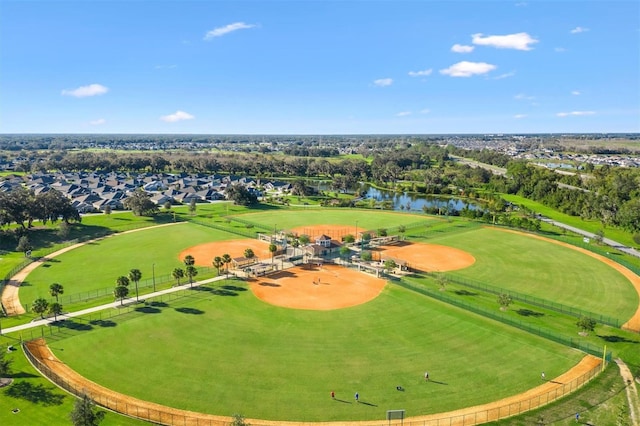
<box><xmin>89</xmin><ymin>118</ymin><xmax>106</xmax><ymax>125</ymax></box>
<box><xmin>408</xmin><ymin>69</ymin><xmax>433</xmax><ymax>77</ymax></box>
<box><xmin>61</xmin><ymin>84</ymin><xmax>109</xmax><ymax>98</ymax></box>
<box><xmin>396</xmin><ymin>111</ymin><xmax>412</xmax><ymax>117</ymax></box>
<box><xmin>440</xmin><ymin>61</ymin><xmax>496</xmax><ymax>77</ymax></box>
<box><xmin>451</xmin><ymin>44</ymin><xmax>475</xmax><ymax>53</ymax></box>
<box><xmin>373</xmin><ymin>78</ymin><xmax>393</xmax><ymax>87</ymax></box>
<box><xmin>556</xmin><ymin>111</ymin><xmax>596</xmax><ymax>117</ymax></box>
<box><xmin>160</xmin><ymin>110</ymin><xmax>195</xmax><ymax>122</ymax></box>
<box><xmin>472</xmin><ymin>32</ymin><xmax>539</xmax><ymax>50</ymax></box>
<box><xmin>570</xmin><ymin>26</ymin><xmax>589</xmax><ymax>34</ymax></box>
<box><xmin>514</xmin><ymin>114</ymin><xmax>527</xmax><ymax>119</ymax></box>
<box><xmin>204</xmin><ymin>22</ymin><xmax>256</xmax><ymax>40</ymax></box>
<box><xmin>420</xmin><ymin>109</ymin><xmax>431</xmax><ymax>114</ymax></box>
<box><xmin>571</xmin><ymin>90</ymin><xmax>581</xmax><ymax>95</ymax></box>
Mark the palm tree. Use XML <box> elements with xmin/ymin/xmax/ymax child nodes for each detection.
<box><xmin>222</xmin><ymin>253</ymin><xmax>232</xmax><ymax>277</ymax></box>
<box><xmin>116</xmin><ymin>275</ymin><xmax>130</xmax><ymax>288</ymax></box>
<box><xmin>185</xmin><ymin>265</ymin><xmax>198</xmax><ymax>287</ymax></box>
<box><xmin>128</xmin><ymin>269</ymin><xmax>142</xmax><ymax>302</ymax></box>
<box><xmin>49</xmin><ymin>302</ymin><xmax>63</xmax><ymax>322</ymax></box>
<box><xmin>49</xmin><ymin>282</ymin><xmax>64</xmax><ymax>302</ymax></box>
<box><xmin>213</xmin><ymin>256</ymin><xmax>224</xmax><ymax>275</ymax></box>
<box><xmin>172</xmin><ymin>268</ymin><xmax>184</xmax><ymax>286</ymax></box>
<box><xmin>32</xmin><ymin>297</ymin><xmax>49</xmax><ymax>319</ymax></box>
<box><xmin>268</xmin><ymin>243</ymin><xmax>277</xmax><ymax>264</ymax></box>
<box><xmin>114</xmin><ymin>285</ymin><xmax>129</xmax><ymax>306</ymax></box>
<box><xmin>183</xmin><ymin>255</ymin><xmax>195</xmax><ymax>266</ymax></box>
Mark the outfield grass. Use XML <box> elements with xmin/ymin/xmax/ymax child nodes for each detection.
<box><xmin>236</xmin><ymin>208</ymin><xmax>432</xmax><ymax>231</ymax></box>
<box><xmin>0</xmin><ymin>342</ymin><xmax>145</xmax><ymax>426</ymax></box>
<box><xmin>52</xmin><ymin>281</ymin><xmax>582</xmax><ymax>422</ymax></box>
<box><xmin>426</xmin><ymin>227</ymin><xmax>639</xmax><ymax>322</ymax></box>
<box><xmin>20</xmin><ymin>223</ymin><xmax>230</xmax><ymax>307</ymax></box>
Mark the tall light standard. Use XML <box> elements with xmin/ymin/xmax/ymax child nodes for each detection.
<box><xmin>152</xmin><ymin>263</ymin><xmax>156</xmax><ymax>293</ymax></box>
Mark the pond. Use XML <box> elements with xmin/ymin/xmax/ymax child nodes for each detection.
<box><xmin>362</xmin><ymin>187</ymin><xmax>483</xmax><ymax>213</ymax></box>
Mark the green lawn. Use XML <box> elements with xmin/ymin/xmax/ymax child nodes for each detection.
<box><xmin>52</xmin><ymin>281</ymin><xmax>582</xmax><ymax>422</ymax></box>
<box><xmin>235</xmin><ymin>208</ymin><xmax>432</xmax><ymax>231</ymax></box>
<box><xmin>20</xmin><ymin>223</ymin><xmax>230</xmax><ymax>309</ymax></box>
<box><xmin>426</xmin><ymin>227</ymin><xmax>639</xmax><ymax>323</ymax></box>
<box><xmin>0</xmin><ymin>341</ymin><xmax>145</xmax><ymax>426</ymax></box>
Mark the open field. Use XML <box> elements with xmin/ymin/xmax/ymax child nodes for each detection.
<box><xmin>3</xmin><ymin>209</ymin><xmax>639</xmax><ymax>423</ymax></box>
<box><xmin>424</xmin><ymin>227</ymin><xmax>638</xmax><ymax>322</ymax></box>
<box><xmin>50</xmin><ymin>281</ymin><xmax>583</xmax><ymax>422</ymax></box>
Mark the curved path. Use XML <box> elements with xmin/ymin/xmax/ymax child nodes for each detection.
<box><xmin>25</xmin><ymin>338</ymin><xmax>601</xmax><ymax>426</ymax></box>
<box><xmin>1</xmin><ymin>222</ymin><xmax>186</xmax><ymax>316</ymax></box>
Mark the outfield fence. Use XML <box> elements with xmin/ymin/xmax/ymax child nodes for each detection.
<box><xmin>397</xmin><ymin>277</ymin><xmax>613</xmax><ymax>361</ymax></box>
<box><xmin>22</xmin><ymin>334</ymin><xmax>603</xmax><ymax>426</ymax></box>
<box><xmin>18</xmin><ymin>265</ymin><xmax>217</xmax><ymax>314</ymax></box>
<box><xmin>430</xmin><ymin>272</ymin><xmax>623</xmax><ymax>328</ymax></box>
<box><xmin>191</xmin><ymin>217</ymin><xmax>261</xmax><ymax>239</ymax></box>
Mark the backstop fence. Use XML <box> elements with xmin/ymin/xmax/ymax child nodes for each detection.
<box><xmin>23</xmin><ymin>335</ymin><xmax>603</xmax><ymax>426</ymax></box>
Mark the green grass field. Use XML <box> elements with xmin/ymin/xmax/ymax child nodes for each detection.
<box><xmin>4</xmin><ymin>208</ymin><xmax>638</xmax><ymax>423</ymax></box>
<box><xmin>52</xmin><ymin>281</ymin><xmax>582</xmax><ymax>422</ymax></box>
<box><xmin>426</xmin><ymin>227</ymin><xmax>638</xmax><ymax>322</ymax></box>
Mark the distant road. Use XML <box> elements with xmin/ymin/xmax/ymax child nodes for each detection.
<box><xmin>451</xmin><ymin>155</ymin><xmax>638</xmax><ymax>258</ymax></box>
<box><xmin>538</xmin><ymin>217</ymin><xmax>640</xmax><ymax>259</ymax></box>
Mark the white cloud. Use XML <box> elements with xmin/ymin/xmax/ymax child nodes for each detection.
<box><xmin>396</xmin><ymin>111</ymin><xmax>412</xmax><ymax>117</ymax></box>
<box><xmin>514</xmin><ymin>114</ymin><xmax>527</xmax><ymax>119</ymax></box>
<box><xmin>515</xmin><ymin>2</ymin><xmax>527</xmax><ymax>6</ymax></box>
<box><xmin>61</xmin><ymin>84</ymin><xmax>109</xmax><ymax>98</ymax></box>
<box><xmin>556</xmin><ymin>111</ymin><xmax>596</xmax><ymax>117</ymax></box>
<box><xmin>514</xmin><ymin>93</ymin><xmax>535</xmax><ymax>100</ymax></box>
<box><xmin>571</xmin><ymin>90</ymin><xmax>581</xmax><ymax>96</ymax></box>
<box><xmin>160</xmin><ymin>110</ymin><xmax>195</xmax><ymax>122</ymax></box>
<box><xmin>89</xmin><ymin>118</ymin><xmax>106</xmax><ymax>126</ymax></box>
<box><xmin>440</xmin><ymin>61</ymin><xmax>496</xmax><ymax>77</ymax></box>
<box><xmin>554</xmin><ymin>47</ymin><xmax>567</xmax><ymax>53</ymax></box>
<box><xmin>373</xmin><ymin>78</ymin><xmax>393</xmax><ymax>87</ymax></box>
<box><xmin>204</xmin><ymin>22</ymin><xmax>256</xmax><ymax>40</ymax></box>
<box><xmin>493</xmin><ymin>71</ymin><xmax>516</xmax><ymax>80</ymax></box>
<box><xmin>451</xmin><ymin>44</ymin><xmax>475</xmax><ymax>53</ymax></box>
<box><xmin>472</xmin><ymin>32</ymin><xmax>539</xmax><ymax>50</ymax></box>
<box><xmin>570</xmin><ymin>26</ymin><xmax>589</xmax><ymax>34</ymax></box>
<box><xmin>408</xmin><ymin>69</ymin><xmax>433</xmax><ymax>77</ymax></box>
<box><xmin>419</xmin><ymin>109</ymin><xmax>431</xmax><ymax>114</ymax></box>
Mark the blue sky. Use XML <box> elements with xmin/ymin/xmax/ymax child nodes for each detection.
<box><xmin>1</xmin><ymin>0</ymin><xmax>639</xmax><ymax>134</ymax></box>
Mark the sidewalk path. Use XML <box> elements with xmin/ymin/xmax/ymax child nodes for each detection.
<box><xmin>3</xmin><ymin>274</ymin><xmax>226</xmax><ymax>335</ymax></box>
<box><xmin>539</xmin><ymin>218</ymin><xmax>640</xmax><ymax>259</ymax></box>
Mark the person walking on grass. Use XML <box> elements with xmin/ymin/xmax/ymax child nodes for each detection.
<box><xmin>355</xmin><ymin>392</ymin><xmax>359</xmax><ymax>403</ymax></box>
<box><xmin>425</xmin><ymin>371</ymin><xmax>429</xmax><ymax>381</ymax></box>
<box><xmin>541</xmin><ymin>371</ymin><xmax>546</xmax><ymax>380</ymax></box>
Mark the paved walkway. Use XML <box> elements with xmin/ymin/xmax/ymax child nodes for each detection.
<box><xmin>2</xmin><ymin>274</ymin><xmax>227</xmax><ymax>335</ymax></box>
<box><xmin>615</xmin><ymin>358</ymin><xmax>640</xmax><ymax>426</ymax></box>
<box><xmin>539</xmin><ymin>218</ymin><xmax>640</xmax><ymax>258</ymax></box>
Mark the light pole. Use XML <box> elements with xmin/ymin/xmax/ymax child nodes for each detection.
<box><xmin>152</xmin><ymin>263</ymin><xmax>156</xmax><ymax>293</ymax></box>
<box><xmin>355</xmin><ymin>220</ymin><xmax>358</xmax><ymax>245</ymax></box>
